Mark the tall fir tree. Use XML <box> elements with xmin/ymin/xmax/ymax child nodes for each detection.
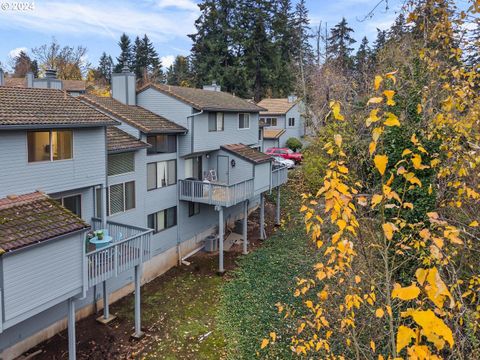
<box><xmin>270</xmin><ymin>0</ymin><xmax>295</xmax><ymax>97</ymax></box>
<box><xmin>166</xmin><ymin>56</ymin><xmax>193</xmax><ymax>86</ymax></box>
<box><xmin>13</xmin><ymin>51</ymin><xmax>34</xmax><ymax>77</ymax></box>
<box><xmin>143</xmin><ymin>34</ymin><xmax>162</xmax><ymax>83</ymax></box>
<box><xmin>327</xmin><ymin>17</ymin><xmax>356</xmax><ymax>70</ymax></box>
<box><xmin>189</xmin><ymin>0</ymin><xmax>236</xmax><ymax>92</ymax></box>
<box><xmin>355</xmin><ymin>36</ymin><xmax>372</xmax><ymax>94</ymax></box>
<box><xmin>115</xmin><ymin>33</ymin><xmax>133</xmax><ymax>72</ymax></box>
<box><xmin>292</xmin><ymin>0</ymin><xmax>313</xmax><ymax>98</ymax></box>
<box><xmin>372</xmin><ymin>28</ymin><xmax>387</xmax><ymax>57</ymax></box>
<box><xmin>98</xmin><ymin>52</ymin><xmax>114</xmax><ymax>83</ymax></box>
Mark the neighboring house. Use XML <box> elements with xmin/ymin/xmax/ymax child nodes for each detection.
<box><xmin>1</xmin><ymin>69</ymin><xmax>86</xmax><ymax>96</ymax></box>
<box><xmin>257</xmin><ymin>97</ymin><xmax>305</xmax><ymax>150</ymax></box>
<box><xmin>0</xmin><ymin>69</ymin><xmax>288</xmax><ymax>359</ymax></box>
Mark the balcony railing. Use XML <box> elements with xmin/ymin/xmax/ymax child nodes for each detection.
<box><xmin>271</xmin><ymin>165</ymin><xmax>288</xmax><ymax>188</ymax></box>
<box><xmin>86</xmin><ymin>219</ymin><xmax>153</xmax><ymax>288</ymax></box>
<box><xmin>179</xmin><ymin>178</ymin><xmax>254</xmax><ymax>207</ymax></box>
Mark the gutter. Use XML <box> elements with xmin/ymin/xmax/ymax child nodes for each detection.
<box><xmin>187</xmin><ymin>109</ymin><xmax>204</xmax><ymax>155</ymax></box>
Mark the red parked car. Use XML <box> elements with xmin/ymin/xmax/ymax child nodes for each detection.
<box><xmin>266</xmin><ymin>147</ymin><xmax>303</xmax><ymax>163</ymax></box>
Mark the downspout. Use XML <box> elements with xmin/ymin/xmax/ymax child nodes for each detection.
<box><xmin>177</xmin><ymin>109</ymin><xmax>203</xmax><ymax>264</ymax></box>
<box><xmin>102</xmin><ymin>126</ymin><xmax>109</xmax><ymax>229</ymax></box>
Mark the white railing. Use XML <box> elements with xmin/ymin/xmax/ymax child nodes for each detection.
<box><xmin>271</xmin><ymin>165</ymin><xmax>288</xmax><ymax>188</ymax></box>
<box><xmin>86</xmin><ymin>219</ymin><xmax>153</xmax><ymax>288</ymax></box>
<box><xmin>179</xmin><ymin>178</ymin><xmax>255</xmax><ymax>207</ymax></box>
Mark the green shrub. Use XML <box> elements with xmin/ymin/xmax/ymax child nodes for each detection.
<box><xmin>285</xmin><ymin>137</ymin><xmax>302</xmax><ymax>152</ymax></box>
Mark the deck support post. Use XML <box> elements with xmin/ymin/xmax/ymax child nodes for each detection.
<box><xmin>275</xmin><ymin>187</ymin><xmax>281</xmax><ymax>226</ymax></box>
<box><xmin>132</xmin><ymin>264</ymin><xmax>144</xmax><ymax>339</ymax></box>
<box><xmin>243</xmin><ymin>200</ymin><xmax>248</xmax><ymax>255</ymax></box>
<box><xmin>97</xmin><ymin>280</ymin><xmax>116</xmax><ymax>324</ymax></box>
<box><xmin>103</xmin><ymin>280</ymin><xmax>109</xmax><ymax>319</ymax></box>
<box><xmin>259</xmin><ymin>193</ymin><xmax>266</xmax><ymax>240</ymax></box>
<box><xmin>67</xmin><ymin>298</ymin><xmax>76</xmax><ymax>360</ymax></box>
<box><xmin>217</xmin><ymin>206</ymin><xmax>225</xmax><ymax>274</ymax></box>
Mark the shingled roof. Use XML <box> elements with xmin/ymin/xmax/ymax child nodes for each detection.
<box><xmin>139</xmin><ymin>83</ymin><xmax>265</xmax><ymax>112</ymax></box>
<box><xmin>0</xmin><ymin>192</ymin><xmax>90</xmax><ymax>253</ymax></box>
<box><xmin>257</xmin><ymin>98</ymin><xmax>298</xmax><ymax>115</ymax></box>
<box><xmin>263</xmin><ymin>128</ymin><xmax>286</xmax><ymax>139</ymax></box>
<box><xmin>221</xmin><ymin>144</ymin><xmax>273</xmax><ymax>164</ymax></box>
<box><xmin>4</xmin><ymin>77</ymin><xmax>86</xmax><ymax>92</ymax></box>
<box><xmin>0</xmin><ymin>87</ymin><xmax>118</xmax><ymax>128</ymax></box>
<box><xmin>107</xmin><ymin>127</ymin><xmax>150</xmax><ymax>153</ymax></box>
<box><xmin>80</xmin><ymin>94</ymin><xmax>186</xmax><ymax>134</ymax></box>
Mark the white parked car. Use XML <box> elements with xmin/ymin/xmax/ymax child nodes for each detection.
<box><xmin>273</xmin><ymin>156</ymin><xmax>295</xmax><ymax>169</ymax></box>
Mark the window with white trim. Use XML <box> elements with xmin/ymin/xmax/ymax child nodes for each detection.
<box><xmin>288</xmin><ymin>117</ymin><xmax>295</xmax><ymax>127</ymax></box>
<box><xmin>238</xmin><ymin>113</ymin><xmax>250</xmax><ymax>129</ymax></box>
<box><xmin>208</xmin><ymin>112</ymin><xmax>224</xmax><ymax>132</ymax></box>
<box><xmin>108</xmin><ymin>181</ymin><xmax>135</xmax><ymax>215</ymax></box>
<box><xmin>147</xmin><ymin>160</ymin><xmax>176</xmax><ymax>190</ymax></box>
<box><xmin>148</xmin><ymin>206</ymin><xmax>177</xmax><ymax>233</ymax></box>
<box><xmin>27</xmin><ymin>130</ymin><xmax>73</xmax><ymax>162</ymax></box>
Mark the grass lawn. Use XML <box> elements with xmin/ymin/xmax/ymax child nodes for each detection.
<box><xmin>30</xmin><ymin>169</ymin><xmax>315</xmax><ymax>359</ymax></box>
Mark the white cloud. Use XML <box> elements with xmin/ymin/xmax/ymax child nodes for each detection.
<box><xmin>161</xmin><ymin>55</ymin><xmax>175</xmax><ymax>68</ymax></box>
<box><xmin>157</xmin><ymin>0</ymin><xmax>198</xmax><ymax>12</ymax></box>
<box><xmin>8</xmin><ymin>47</ymin><xmax>28</xmax><ymax>59</ymax></box>
<box><xmin>0</xmin><ymin>1</ymin><xmax>199</xmax><ymax>43</ymax></box>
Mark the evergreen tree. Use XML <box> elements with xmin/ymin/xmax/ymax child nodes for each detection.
<box><xmin>388</xmin><ymin>13</ymin><xmax>408</xmax><ymax>41</ymax></box>
<box><xmin>166</xmin><ymin>55</ymin><xmax>193</xmax><ymax>86</ymax></box>
<box><xmin>13</xmin><ymin>51</ymin><xmax>34</xmax><ymax>77</ymax></box>
<box><xmin>189</xmin><ymin>0</ymin><xmax>236</xmax><ymax>92</ymax></box>
<box><xmin>372</xmin><ymin>28</ymin><xmax>387</xmax><ymax>56</ymax></box>
<box><xmin>98</xmin><ymin>52</ymin><xmax>114</xmax><ymax>83</ymax></box>
<box><xmin>115</xmin><ymin>33</ymin><xmax>133</xmax><ymax>72</ymax></box>
<box><xmin>133</xmin><ymin>36</ymin><xmax>147</xmax><ymax>79</ymax></box>
<box><xmin>355</xmin><ymin>36</ymin><xmax>372</xmax><ymax>93</ymax></box>
<box><xmin>30</xmin><ymin>60</ymin><xmax>39</xmax><ymax>77</ymax></box>
<box><xmin>270</xmin><ymin>0</ymin><xmax>295</xmax><ymax>96</ymax></box>
<box><xmin>143</xmin><ymin>34</ymin><xmax>162</xmax><ymax>83</ymax></box>
<box><xmin>327</xmin><ymin>17</ymin><xmax>356</xmax><ymax>70</ymax></box>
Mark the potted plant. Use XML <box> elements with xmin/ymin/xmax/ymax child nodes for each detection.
<box><xmin>96</xmin><ymin>230</ymin><xmax>104</xmax><ymax>240</ymax></box>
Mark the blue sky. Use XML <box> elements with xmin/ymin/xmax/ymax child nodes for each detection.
<box><xmin>0</xmin><ymin>0</ymin><xmax>405</xmax><ymax>72</ymax></box>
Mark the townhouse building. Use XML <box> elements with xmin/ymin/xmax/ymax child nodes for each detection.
<box><xmin>0</xmin><ymin>69</ymin><xmax>287</xmax><ymax>359</ymax></box>
<box><xmin>257</xmin><ymin>97</ymin><xmax>306</xmax><ymax>149</ymax></box>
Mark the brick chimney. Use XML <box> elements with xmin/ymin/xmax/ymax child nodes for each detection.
<box><xmin>203</xmin><ymin>81</ymin><xmax>221</xmax><ymax>92</ymax></box>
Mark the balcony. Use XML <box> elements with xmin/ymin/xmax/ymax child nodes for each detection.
<box><xmin>178</xmin><ymin>178</ymin><xmax>254</xmax><ymax>207</ymax></box>
<box><xmin>272</xmin><ymin>165</ymin><xmax>288</xmax><ymax>188</ymax></box>
<box><xmin>87</xmin><ymin>218</ymin><xmax>153</xmax><ymax>288</ymax></box>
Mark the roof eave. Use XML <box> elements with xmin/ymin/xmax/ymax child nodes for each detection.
<box><xmin>0</xmin><ymin>122</ymin><xmax>118</xmax><ymax>130</ymax></box>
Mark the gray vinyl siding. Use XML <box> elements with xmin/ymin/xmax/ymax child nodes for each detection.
<box><xmin>1</xmin><ymin>233</ymin><xmax>85</xmax><ymax>330</ymax></box>
<box><xmin>0</xmin><ymin>128</ymin><xmax>106</xmax><ymax>198</ymax></box>
<box><xmin>254</xmin><ymin>162</ymin><xmax>272</xmax><ymax>195</ymax></box>
<box><xmin>263</xmin><ymin>138</ymin><xmax>279</xmax><ymax>151</ymax></box>
<box><xmin>282</xmin><ymin>104</ymin><xmax>304</xmax><ymax>145</ymax></box>
<box><xmin>214</xmin><ymin>150</ymin><xmax>254</xmax><ymax>184</ymax></box>
<box><xmin>193</xmin><ymin>112</ymin><xmax>259</xmax><ymax>154</ymax></box>
<box><xmin>136</xmin><ymin>88</ymin><xmax>192</xmax><ymax>156</ymax></box>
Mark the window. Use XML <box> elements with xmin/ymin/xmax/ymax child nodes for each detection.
<box><xmin>258</xmin><ymin>128</ymin><xmax>262</xmax><ymax>141</ymax></box>
<box><xmin>108</xmin><ymin>181</ymin><xmax>135</xmax><ymax>215</ymax></box>
<box><xmin>148</xmin><ymin>206</ymin><xmax>177</xmax><ymax>233</ymax></box>
<box><xmin>95</xmin><ymin>187</ymin><xmax>102</xmax><ymax>217</ymax></box>
<box><xmin>208</xmin><ymin>112</ymin><xmax>224</xmax><ymax>132</ymax></box>
<box><xmin>55</xmin><ymin>194</ymin><xmax>82</xmax><ymax>217</ymax></box>
<box><xmin>27</xmin><ymin>130</ymin><xmax>72</xmax><ymax>162</ymax></box>
<box><xmin>288</xmin><ymin>117</ymin><xmax>295</xmax><ymax>127</ymax></box>
<box><xmin>188</xmin><ymin>202</ymin><xmax>200</xmax><ymax>217</ymax></box>
<box><xmin>184</xmin><ymin>156</ymin><xmax>202</xmax><ymax>180</ymax></box>
<box><xmin>261</xmin><ymin>117</ymin><xmax>277</xmax><ymax>127</ymax></box>
<box><xmin>147</xmin><ymin>134</ymin><xmax>176</xmax><ymax>154</ymax></box>
<box><xmin>147</xmin><ymin>160</ymin><xmax>176</xmax><ymax>190</ymax></box>
<box><xmin>108</xmin><ymin>152</ymin><xmax>134</xmax><ymax>176</ymax></box>
<box><xmin>238</xmin><ymin>113</ymin><xmax>250</xmax><ymax>129</ymax></box>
